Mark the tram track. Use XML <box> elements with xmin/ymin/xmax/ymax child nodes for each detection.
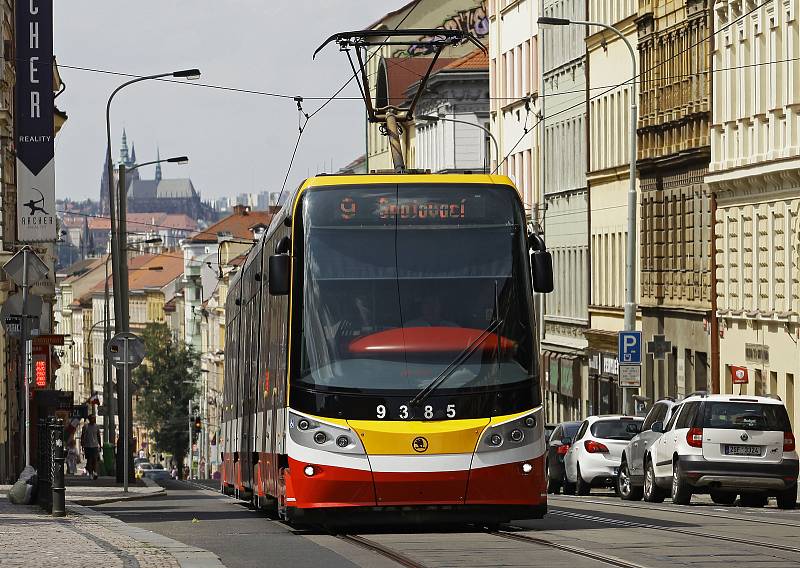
<box><xmin>336</xmin><ymin>534</ymin><xmax>428</xmax><ymax>568</ymax></box>
<box><xmin>488</xmin><ymin>530</ymin><xmax>650</xmax><ymax>568</ymax></box>
<box><xmin>549</xmin><ymin>508</ymin><xmax>800</xmax><ymax>554</ymax></box>
<box><xmin>553</xmin><ymin>494</ymin><xmax>800</xmax><ymax>528</ymax></box>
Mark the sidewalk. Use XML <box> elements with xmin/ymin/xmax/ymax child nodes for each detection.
<box><xmin>0</xmin><ymin>480</ymin><xmax>224</xmax><ymax>568</ymax></box>
<box><xmin>65</xmin><ymin>474</ymin><xmax>166</xmax><ymax>505</ymax></box>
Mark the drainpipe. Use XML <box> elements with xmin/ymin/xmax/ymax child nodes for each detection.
<box><xmin>710</xmin><ymin>190</ymin><xmax>720</xmax><ymax>394</ymax></box>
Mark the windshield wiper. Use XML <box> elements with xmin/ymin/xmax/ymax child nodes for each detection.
<box><xmin>408</xmin><ymin>318</ymin><xmax>503</xmax><ymax>407</ymax></box>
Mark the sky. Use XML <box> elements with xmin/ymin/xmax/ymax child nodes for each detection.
<box><xmin>53</xmin><ymin>1</ymin><xmax>402</xmax><ymax>203</ymax></box>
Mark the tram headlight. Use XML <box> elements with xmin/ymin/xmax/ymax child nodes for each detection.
<box><xmin>336</xmin><ymin>435</ymin><xmax>350</xmax><ymax>448</ymax></box>
<box><xmin>298</xmin><ymin>419</ymin><xmax>310</xmax><ymax>431</ymax></box>
<box><xmin>304</xmin><ymin>465</ymin><xmax>315</xmax><ymax>477</ymax></box>
<box><xmin>313</xmin><ymin>431</ymin><xmax>327</xmax><ymax>445</ymax></box>
<box><xmin>510</xmin><ymin>429</ymin><xmax>524</xmax><ymax>442</ymax></box>
<box><xmin>521</xmin><ymin>462</ymin><xmax>533</xmax><ymax>474</ymax></box>
<box><xmin>489</xmin><ymin>433</ymin><xmax>503</xmax><ymax>446</ymax></box>
<box><xmin>524</xmin><ymin>416</ymin><xmax>536</xmax><ymax>428</ymax></box>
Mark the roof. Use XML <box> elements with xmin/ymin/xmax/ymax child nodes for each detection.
<box><xmin>184</xmin><ymin>205</ymin><xmax>273</xmax><ymax>244</ymax></box>
<box><xmin>88</xmin><ymin>212</ymin><xmax>198</xmax><ymax>233</ymax></box>
<box><xmin>440</xmin><ymin>48</ymin><xmax>488</xmax><ymax>71</ymax></box>
<box><xmin>127</xmin><ymin>252</ymin><xmax>185</xmax><ymax>292</ymax></box>
<box><xmin>90</xmin><ymin>254</ymin><xmax>158</xmax><ymax>294</ymax></box>
<box><xmin>60</xmin><ymin>257</ymin><xmax>103</xmax><ymax>281</ymax></box>
<box><xmin>128</xmin><ymin>179</ymin><xmax>198</xmax><ymax>200</ymax></box>
<box><xmin>384</xmin><ymin>57</ymin><xmax>456</xmax><ymax>106</ymax></box>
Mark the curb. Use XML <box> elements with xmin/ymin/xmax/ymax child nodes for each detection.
<box><xmin>70</xmin><ymin>503</ymin><xmax>226</xmax><ymax>568</ymax></box>
<box><xmin>67</xmin><ymin>476</ymin><xmax>167</xmax><ymax>505</ymax></box>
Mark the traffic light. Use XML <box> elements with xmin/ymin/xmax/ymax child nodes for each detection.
<box><xmin>193</xmin><ymin>416</ymin><xmax>202</xmax><ymax>434</ymax></box>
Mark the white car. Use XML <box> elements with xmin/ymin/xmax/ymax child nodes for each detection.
<box><xmin>564</xmin><ymin>415</ymin><xmax>643</xmax><ymax>495</ymax></box>
<box><xmin>644</xmin><ymin>393</ymin><xmax>799</xmax><ymax>508</ymax></box>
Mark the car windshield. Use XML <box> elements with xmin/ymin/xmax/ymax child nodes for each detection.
<box><xmin>590</xmin><ymin>419</ymin><xmax>640</xmax><ymax>441</ymax></box>
<box><xmin>297</xmin><ymin>184</ymin><xmax>537</xmax><ymax>397</ymax></box>
<box><xmin>703</xmin><ymin>402</ymin><xmax>791</xmax><ymax>431</ymax></box>
<box><xmin>139</xmin><ymin>463</ymin><xmax>152</xmax><ymax>469</ymax></box>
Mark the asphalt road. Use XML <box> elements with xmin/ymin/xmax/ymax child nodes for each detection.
<box><xmin>95</xmin><ymin>483</ymin><xmax>800</xmax><ymax>567</ymax></box>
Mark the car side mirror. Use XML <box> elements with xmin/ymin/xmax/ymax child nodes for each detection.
<box><xmin>268</xmin><ymin>254</ymin><xmax>290</xmax><ymax>296</ymax></box>
<box><xmin>626</xmin><ymin>422</ymin><xmax>642</xmax><ymax>434</ymax></box>
<box><xmin>529</xmin><ymin>233</ymin><xmax>554</xmax><ymax>293</ymax></box>
<box><xmin>651</xmin><ymin>421</ymin><xmax>664</xmax><ymax>434</ymax></box>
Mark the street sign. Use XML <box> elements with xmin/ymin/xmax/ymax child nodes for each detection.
<box><xmin>0</xmin><ymin>292</ymin><xmax>42</xmax><ymax>319</ymax></box>
<box><xmin>2</xmin><ymin>315</ymin><xmax>21</xmax><ymax>336</ymax></box>
<box><xmin>107</xmin><ymin>332</ymin><xmax>145</xmax><ymax>369</ymax></box>
<box><xmin>731</xmin><ymin>366</ymin><xmax>749</xmax><ymax>384</ymax></box>
<box><xmin>619</xmin><ymin>364</ymin><xmax>642</xmax><ymax>388</ymax></box>
<box><xmin>647</xmin><ymin>334</ymin><xmax>673</xmax><ymax>361</ymax></box>
<box><xmin>618</xmin><ymin>331</ymin><xmax>642</xmax><ymax>364</ymax></box>
<box><xmin>2</xmin><ymin>247</ymin><xmax>49</xmax><ymax>288</ymax></box>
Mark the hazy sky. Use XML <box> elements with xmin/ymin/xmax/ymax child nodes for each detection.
<box><xmin>53</xmin><ymin>1</ymin><xmax>401</xmax><ymax>202</ymax></box>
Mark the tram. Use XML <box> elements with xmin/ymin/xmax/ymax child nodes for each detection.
<box><xmin>220</xmin><ymin>173</ymin><xmax>554</xmax><ymax>525</ymax></box>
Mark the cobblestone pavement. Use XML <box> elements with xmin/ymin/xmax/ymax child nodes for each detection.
<box><xmin>0</xmin><ymin>488</ymin><xmax>223</xmax><ymax>568</ymax></box>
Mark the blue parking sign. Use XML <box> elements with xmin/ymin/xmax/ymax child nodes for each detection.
<box><xmin>618</xmin><ymin>331</ymin><xmax>642</xmax><ymax>364</ymax></box>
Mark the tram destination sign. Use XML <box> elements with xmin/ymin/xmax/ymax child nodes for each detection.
<box><xmin>326</xmin><ymin>191</ymin><xmax>492</xmax><ymax>225</ymax></box>
<box><xmin>15</xmin><ymin>0</ymin><xmax>56</xmax><ymax>242</ymax></box>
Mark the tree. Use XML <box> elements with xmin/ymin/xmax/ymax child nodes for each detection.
<box><xmin>132</xmin><ymin>322</ymin><xmax>199</xmax><ymax>473</ymax></box>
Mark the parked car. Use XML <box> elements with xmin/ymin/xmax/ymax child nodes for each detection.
<box><xmin>544</xmin><ymin>424</ymin><xmax>557</xmax><ymax>444</ymax></box>
<box><xmin>135</xmin><ymin>462</ymin><xmax>153</xmax><ymax>479</ymax></box>
<box><xmin>644</xmin><ymin>393</ymin><xmax>798</xmax><ymax>508</ymax></box>
<box><xmin>617</xmin><ymin>398</ymin><xmax>677</xmax><ymax>500</ymax></box>
<box><xmin>546</xmin><ymin>421</ymin><xmax>581</xmax><ymax>493</ymax></box>
<box><xmin>564</xmin><ymin>415</ymin><xmax>643</xmax><ymax>495</ymax></box>
<box><xmin>142</xmin><ymin>463</ymin><xmax>171</xmax><ymax>481</ymax></box>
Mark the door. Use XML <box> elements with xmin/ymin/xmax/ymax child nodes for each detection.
<box><xmin>565</xmin><ymin>421</ymin><xmax>588</xmax><ymax>481</ymax></box>
<box><xmin>631</xmin><ymin>403</ymin><xmax>666</xmax><ymax>477</ymax></box>
<box><xmin>653</xmin><ymin>404</ymin><xmax>682</xmax><ymax>478</ymax></box>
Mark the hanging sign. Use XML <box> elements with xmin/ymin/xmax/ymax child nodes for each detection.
<box><xmin>16</xmin><ymin>0</ymin><xmax>56</xmax><ymax>242</ymax></box>
<box><xmin>731</xmin><ymin>366</ymin><xmax>749</xmax><ymax>385</ymax></box>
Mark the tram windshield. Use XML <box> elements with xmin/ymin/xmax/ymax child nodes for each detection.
<box><xmin>297</xmin><ymin>184</ymin><xmax>537</xmax><ymax>397</ymax></box>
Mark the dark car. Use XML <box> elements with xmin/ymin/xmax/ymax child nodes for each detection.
<box><xmin>544</xmin><ymin>424</ymin><xmax>557</xmax><ymax>444</ymax></box>
<box><xmin>546</xmin><ymin>421</ymin><xmax>581</xmax><ymax>494</ymax></box>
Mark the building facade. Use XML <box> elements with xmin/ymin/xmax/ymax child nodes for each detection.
<box><xmin>636</xmin><ymin>0</ymin><xmax>714</xmax><ymax>404</ymax></box>
<box><xmin>585</xmin><ymin>0</ymin><xmax>640</xmax><ymax>415</ymax></box>
<box><xmin>540</xmin><ymin>0</ymin><xmax>590</xmax><ymax>423</ymax></box>
<box><xmin>488</xmin><ymin>0</ymin><xmax>541</xmax><ymax>210</ymax></box>
<box><xmin>707</xmin><ymin>0</ymin><xmax>800</xmax><ymax>427</ymax></box>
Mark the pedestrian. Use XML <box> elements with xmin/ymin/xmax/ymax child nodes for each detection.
<box><xmin>80</xmin><ymin>414</ymin><xmax>102</xmax><ymax>480</ymax></box>
<box><xmin>65</xmin><ymin>439</ymin><xmax>79</xmax><ymax>475</ymax></box>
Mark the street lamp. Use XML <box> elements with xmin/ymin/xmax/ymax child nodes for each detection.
<box><xmin>538</xmin><ymin>16</ymin><xmax>638</xmax><ymax>412</ymax></box>
<box><xmin>102</xmin><ymin>237</ymin><xmax>162</xmax><ymax>445</ymax></box>
<box><xmin>417</xmin><ymin>114</ymin><xmax>499</xmax><ymax>173</ymax></box>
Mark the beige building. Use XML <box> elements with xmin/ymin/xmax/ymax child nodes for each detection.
<box><xmin>585</xmin><ymin>0</ymin><xmax>641</xmax><ymax>414</ymax></box>
<box><xmin>366</xmin><ymin>0</ymin><xmax>490</xmax><ymax>171</ymax></box>
<box><xmin>707</xmin><ymin>0</ymin><xmax>800</xmax><ymax>427</ymax></box>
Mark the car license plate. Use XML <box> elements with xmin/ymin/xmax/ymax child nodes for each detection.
<box><xmin>725</xmin><ymin>444</ymin><xmax>760</xmax><ymax>456</ymax></box>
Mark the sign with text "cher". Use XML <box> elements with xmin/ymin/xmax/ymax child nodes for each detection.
<box><xmin>16</xmin><ymin>0</ymin><xmax>56</xmax><ymax>242</ymax></box>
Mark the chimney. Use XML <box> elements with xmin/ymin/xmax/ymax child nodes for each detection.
<box><xmin>233</xmin><ymin>204</ymin><xmax>251</xmax><ymax>216</ymax></box>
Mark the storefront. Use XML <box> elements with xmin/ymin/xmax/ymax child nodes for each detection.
<box><xmin>588</xmin><ymin>351</ymin><xmax>620</xmax><ymax>415</ymax></box>
<box><xmin>543</xmin><ymin>351</ymin><xmax>583</xmax><ymax>423</ymax></box>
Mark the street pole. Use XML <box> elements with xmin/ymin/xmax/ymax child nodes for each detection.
<box><xmin>103</xmin><ymin>254</ymin><xmax>113</xmax><ymax>446</ymax></box>
<box><xmin>123</xmin><ymin>338</ymin><xmax>129</xmax><ymax>493</ymax></box>
<box><xmin>188</xmin><ymin>399</ymin><xmax>192</xmax><ymax>480</ymax></box>
<box><xmin>538</xmin><ymin>16</ymin><xmax>638</xmax><ymax>414</ymax></box>
<box><xmin>21</xmin><ymin>249</ymin><xmax>30</xmax><ymax>468</ymax></box>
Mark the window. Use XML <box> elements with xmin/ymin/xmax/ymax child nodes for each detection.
<box><xmin>676</xmin><ymin>402</ymin><xmax>700</xmax><ymax>429</ymax></box>
<box><xmin>665</xmin><ymin>404</ymin><xmax>682</xmax><ymax>430</ymax></box>
<box><xmin>702</xmin><ymin>401</ymin><xmax>791</xmax><ymax>431</ymax></box>
<box><xmin>590</xmin><ymin>419</ymin><xmax>641</xmax><ymax>441</ymax></box>
<box><xmin>642</xmin><ymin>402</ymin><xmax>667</xmax><ymax>431</ymax></box>
<box><xmin>574</xmin><ymin>421</ymin><xmax>589</xmax><ymax>441</ymax></box>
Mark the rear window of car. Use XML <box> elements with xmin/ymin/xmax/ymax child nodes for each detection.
<box><xmin>702</xmin><ymin>402</ymin><xmax>791</xmax><ymax>431</ymax></box>
<box><xmin>563</xmin><ymin>423</ymin><xmax>580</xmax><ymax>437</ymax></box>
<box><xmin>590</xmin><ymin>419</ymin><xmax>640</xmax><ymax>441</ymax></box>
<box><xmin>152</xmin><ymin>464</ymin><xmax>164</xmax><ymax>470</ymax></box>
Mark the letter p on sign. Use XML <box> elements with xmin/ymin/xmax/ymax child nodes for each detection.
<box><xmin>618</xmin><ymin>331</ymin><xmax>642</xmax><ymax>365</ymax></box>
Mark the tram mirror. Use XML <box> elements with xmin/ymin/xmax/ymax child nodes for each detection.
<box><xmin>275</xmin><ymin>236</ymin><xmax>291</xmax><ymax>255</ymax></box>
<box><xmin>531</xmin><ymin>250</ymin><xmax>554</xmax><ymax>294</ymax></box>
<box><xmin>269</xmin><ymin>254</ymin><xmax>291</xmax><ymax>296</ymax></box>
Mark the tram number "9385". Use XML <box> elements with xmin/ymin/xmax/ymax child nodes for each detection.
<box><xmin>376</xmin><ymin>404</ymin><xmax>456</xmax><ymax>420</ymax></box>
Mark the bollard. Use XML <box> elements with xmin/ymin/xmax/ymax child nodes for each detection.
<box><xmin>51</xmin><ymin>418</ymin><xmax>65</xmax><ymax>517</ymax></box>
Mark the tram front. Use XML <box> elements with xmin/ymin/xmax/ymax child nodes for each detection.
<box><xmin>283</xmin><ymin>175</ymin><xmax>547</xmax><ymax>524</ymax></box>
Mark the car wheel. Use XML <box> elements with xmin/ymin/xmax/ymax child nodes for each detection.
<box><xmin>575</xmin><ymin>465</ymin><xmax>590</xmax><ymax>496</ymax></box>
<box><xmin>671</xmin><ymin>462</ymin><xmax>692</xmax><ymax>505</ymax></box>
<box><xmin>709</xmin><ymin>490</ymin><xmax>736</xmax><ymax>505</ymax></box>
<box><xmin>739</xmin><ymin>493</ymin><xmax>768</xmax><ymax>508</ymax></box>
<box><xmin>777</xmin><ymin>485</ymin><xmax>797</xmax><ymax>510</ymax></box>
<box><xmin>618</xmin><ymin>461</ymin><xmax>643</xmax><ymax>501</ymax></box>
<box><xmin>643</xmin><ymin>459</ymin><xmax>666</xmax><ymax>503</ymax></box>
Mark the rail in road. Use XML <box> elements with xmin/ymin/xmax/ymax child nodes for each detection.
<box><xmin>553</xmin><ymin>494</ymin><xmax>800</xmax><ymax>528</ymax></box>
<box><xmin>336</xmin><ymin>534</ymin><xmax>427</xmax><ymax>568</ymax></box>
<box><xmin>549</xmin><ymin>507</ymin><xmax>800</xmax><ymax>554</ymax></box>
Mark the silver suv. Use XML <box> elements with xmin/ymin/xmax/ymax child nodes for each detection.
<box><xmin>617</xmin><ymin>398</ymin><xmax>677</xmax><ymax>500</ymax></box>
